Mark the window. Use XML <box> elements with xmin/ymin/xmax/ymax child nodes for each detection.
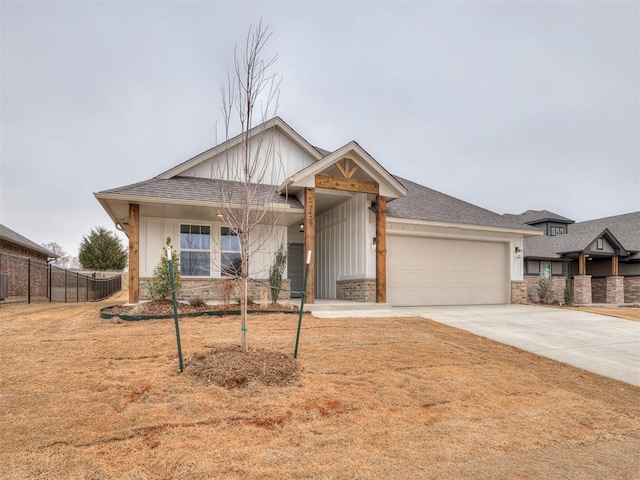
<box><xmin>221</xmin><ymin>227</ymin><xmax>242</xmax><ymax>277</ymax></box>
<box><xmin>597</xmin><ymin>238</ymin><xmax>604</xmax><ymax>250</ymax></box>
<box><xmin>180</xmin><ymin>225</ymin><xmax>211</xmax><ymax>276</ymax></box>
<box><xmin>540</xmin><ymin>261</ymin><xmax>551</xmax><ymax>279</ymax></box>
<box><xmin>550</xmin><ymin>226</ymin><xmax>566</xmax><ymax>236</ymax></box>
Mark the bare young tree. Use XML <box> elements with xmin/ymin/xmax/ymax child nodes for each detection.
<box><xmin>216</xmin><ymin>21</ymin><xmax>284</xmax><ymax>352</ymax></box>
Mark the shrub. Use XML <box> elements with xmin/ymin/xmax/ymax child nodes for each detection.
<box><xmin>563</xmin><ymin>280</ymin><xmax>573</xmax><ymax>305</ymax></box>
<box><xmin>189</xmin><ymin>297</ymin><xmax>205</xmax><ymax>308</ymax></box>
<box><xmin>147</xmin><ymin>238</ymin><xmax>182</xmax><ymax>300</ymax></box>
<box><xmin>219</xmin><ymin>280</ymin><xmax>236</xmax><ymax>306</ymax></box>
<box><xmin>538</xmin><ymin>277</ymin><xmax>553</xmax><ymax>304</ymax></box>
<box><xmin>269</xmin><ymin>243</ymin><xmax>288</xmax><ymax>303</ymax></box>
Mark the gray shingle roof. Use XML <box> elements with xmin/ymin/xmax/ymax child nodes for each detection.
<box><xmin>0</xmin><ymin>224</ymin><xmax>56</xmax><ymax>257</ymax></box>
<box><xmin>504</xmin><ymin>210</ymin><xmax>575</xmax><ymax>225</ymax></box>
<box><xmin>387</xmin><ymin>177</ymin><xmax>540</xmax><ymax>232</ymax></box>
<box><xmin>571</xmin><ymin>212</ymin><xmax>640</xmax><ymax>252</ymax></box>
<box><xmin>523</xmin><ymin>211</ymin><xmax>640</xmax><ymax>258</ymax></box>
<box><xmin>99</xmin><ymin>176</ymin><xmax>303</xmax><ymax>208</ymax></box>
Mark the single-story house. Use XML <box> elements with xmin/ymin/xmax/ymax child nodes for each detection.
<box><xmin>0</xmin><ymin>224</ymin><xmax>57</xmax><ymax>300</ymax></box>
<box><xmin>95</xmin><ymin>117</ymin><xmax>541</xmax><ymax>306</ymax></box>
<box><xmin>504</xmin><ymin>210</ymin><xmax>640</xmax><ymax>304</ymax></box>
<box><xmin>0</xmin><ymin>224</ymin><xmax>55</xmax><ymax>262</ymax></box>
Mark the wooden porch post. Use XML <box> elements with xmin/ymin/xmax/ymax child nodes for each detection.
<box><xmin>578</xmin><ymin>253</ymin><xmax>586</xmax><ymax>275</ymax></box>
<box><xmin>128</xmin><ymin>203</ymin><xmax>140</xmax><ymax>304</ymax></box>
<box><xmin>376</xmin><ymin>196</ymin><xmax>387</xmax><ymax>303</ymax></box>
<box><xmin>612</xmin><ymin>256</ymin><xmax>619</xmax><ymax>276</ymax></box>
<box><xmin>304</xmin><ymin>187</ymin><xmax>315</xmax><ymax>304</ymax></box>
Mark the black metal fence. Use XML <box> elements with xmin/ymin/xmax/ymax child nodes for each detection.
<box><xmin>0</xmin><ymin>252</ymin><xmax>122</xmax><ymax>305</ymax></box>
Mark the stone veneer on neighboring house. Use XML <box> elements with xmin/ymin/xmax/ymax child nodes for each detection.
<box><xmin>623</xmin><ymin>276</ymin><xmax>640</xmax><ymax>304</ymax></box>
<box><xmin>524</xmin><ymin>276</ymin><xmax>567</xmax><ymax>303</ymax></box>
<box><xmin>510</xmin><ymin>280</ymin><xmax>527</xmax><ymax>304</ymax></box>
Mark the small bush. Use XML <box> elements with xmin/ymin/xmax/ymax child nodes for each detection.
<box><xmin>538</xmin><ymin>277</ymin><xmax>553</xmax><ymax>304</ymax></box>
<box><xmin>189</xmin><ymin>297</ymin><xmax>205</xmax><ymax>308</ymax></box>
<box><xmin>147</xmin><ymin>238</ymin><xmax>181</xmax><ymax>300</ymax></box>
<box><xmin>269</xmin><ymin>243</ymin><xmax>288</xmax><ymax>303</ymax></box>
<box><xmin>563</xmin><ymin>280</ymin><xmax>573</xmax><ymax>305</ymax></box>
<box><xmin>219</xmin><ymin>280</ymin><xmax>236</xmax><ymax>306</ymax></box>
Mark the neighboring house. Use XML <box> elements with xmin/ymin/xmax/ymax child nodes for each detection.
<box><xmin>95</xmin><ymin>117</ymin><xmax>540</xmax><ymax>306</ymax></box>
<box><xmin>0</xmin><ymin>224</ymin><xmax>57</xmax><ymax>300</ymax></box>
<box><xmin>0</xmin><ymin>224</ymin><xmax>55</xmax><ymax>262</ymax></box>
<box><xmin>505</xmin><ymin>210</ymin><xmax>640</xmax><ymax>304</ymax></box>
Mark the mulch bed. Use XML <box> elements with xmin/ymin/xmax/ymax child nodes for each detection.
<box><xmin>101</xmin><ymin>298</ymin><xmax>299</xmax><ymax>320</ymax></box>
<box><xmin>187</xmin><ymin>344</ymin><xmax>300</xmax><ymax>388</ymax></box>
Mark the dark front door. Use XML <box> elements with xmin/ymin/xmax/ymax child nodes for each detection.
<box><xmin>288</xmin><ymin>243</ymin><xmax>304</xmax><ymax>298</ymax></box>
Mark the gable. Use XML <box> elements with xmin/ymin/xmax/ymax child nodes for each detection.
<box><xmin>157</xmin><ymin>117</ymin><xmax>324</xmax><ymax>185</ymax></box>
<box><xmin>278</xmin><ymin>141</ymin><xmax>407</xmax><ymax>199</ymax></box>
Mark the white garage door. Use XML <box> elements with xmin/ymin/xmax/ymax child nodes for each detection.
<box><xmin>387</xmin><ymin>235</ymin><xmax>508</xmax><ymax>306</ymax></box>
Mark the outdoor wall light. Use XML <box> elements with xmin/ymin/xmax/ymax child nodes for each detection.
<box><xmin>299</xmin><ymin>222</ymin><xmax>304</xmax><ymax>232</ymax></box>
<box><xmin>372</xmin><ymin>237</ymin><xmax>377</xmax><ymax>251</ymax></box>
<box><xmin>515</xmin><ymin>246</ymin><xmax>523</xmax><ymax>259</ymax></box>
<box><xmin>216</xmin><ymin>211</ymin><xmax>224</xmax><ymax>219</ymax></box>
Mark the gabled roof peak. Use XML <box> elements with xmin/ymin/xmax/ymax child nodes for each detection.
<box><xmin>504</xmin><ymin>209</ymin><xmax>575</xmax><ymax>225</ymax></box>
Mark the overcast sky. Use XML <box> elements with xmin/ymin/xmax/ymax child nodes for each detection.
<box><xmin>1</xmin><ymin>1</ymin><xmax>638</xmax><ymax>258</ymax></box>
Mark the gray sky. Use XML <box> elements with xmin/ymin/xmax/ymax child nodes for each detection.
<box><xmin>2</xmin><ymin>1</ymin><xmax>639</xmax><ymax>258</ymax></box>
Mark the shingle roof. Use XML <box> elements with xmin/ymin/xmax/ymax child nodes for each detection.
<box><xmin>504</xmin><ymin>210</ymin><xmax>575</xmax><ymax>225</ymax></box>
<box><xmin>99</xmin><ymin>176</ymin><xmax>303</xmax><ymax>208</ymax></box>
<box><xmin>0</xmin><ymin>224</ymin><xmax>56</xmax><ymax>257</ymax></box>
<box><xmin>523</xmin><ymin>211</ymin><xmax>640</xmax><ymax>258</ymax></box>
<box><xmin>570</xmin><ymin>212</ymin><xmax>640</xmax><ymax>252</ymax></box>
<box><xmin>387</xmin><ymin>177</ymin><xmax>540</xmax><ymax>232</ymax></box>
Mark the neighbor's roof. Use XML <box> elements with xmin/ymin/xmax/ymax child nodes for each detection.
<box><xmin>504</xmin><ymin>209</ymin><xmax>575</xmax><ymax>225</ymax></box>
<box><xmin>387</xmin><ymin>177</ymin><xmax>541</xmax><ymax>233</ymax></box>
<box><xmin>571</xmin><ymin>212</ymin><xmax>640</xmax><ymax>252</ymax></box>
<box><xmin>97</xmin><ymin>176</ymin><xmax>303</xmax><ymax>208</ymax></box>
<box><xmin>0</xmin><ymin>224</ymin><xmax>56</xmax><ymax>257</ymax></box>
<box><xmin>523</xmin><ymin>211</ymin><xmax>640</xmax><ymax>259</ymax></box>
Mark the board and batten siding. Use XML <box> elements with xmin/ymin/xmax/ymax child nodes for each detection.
<box><xmin>316</xmin><ymin>195</ymin><xmax>375</xmax><ymax>298</ymax></box>
<box><xmin>179</xmin><ymin>128</ymin><xmax>316</xmax><ymax>185</ymax></box>
<box><xmin>139</xmin><ymin>217</ymin><xmax>287</xmax><ymax>279</ymax></box>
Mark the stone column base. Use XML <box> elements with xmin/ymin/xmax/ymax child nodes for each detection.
<box><xmin>511</xmin><ymin>281</ymin><xmax>527</xmax><ymax>304</ymax></box>
<box><xmin>606</xmin><ymin>276</ymin><xmax>624</xmax><ymax>304</ymax></box>
<box><xmin>573</xmin><ymin>275</ymin><xmax>592</xmax><ymax>304</ymax></box>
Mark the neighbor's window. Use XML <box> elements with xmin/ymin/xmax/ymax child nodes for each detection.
<box><xmin>597</xmin><ymin>238</ymin><xmax>604</xmax><ymax>250</ymax></box>
<box><xmin>540</xmin><ymin>261</ymin><xmax>551</xmax><ymax>279</ymax></box>
<box><xmin>550</xmin><ymin>226</ymin><xmax>566</xmax><ymax>236</ymax></box>
<box><xmin>221</xmin><ymin>227</ymin><xmax>242</xmax><ymax>277</ymax></box>
<box><xmin>180</xmin><ymin>225</ymin><xmax>211</xmax><ymax>276</ymax></box>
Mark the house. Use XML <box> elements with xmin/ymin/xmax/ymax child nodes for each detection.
<box><xmin>0</xmin><ymin>224</ymin><xmax>55</xmax><ymax>262</ymax></box>
<box><xmin>95</xmin><ymin>117</ymin><xmax>540</xmax><ymax>306</ymax></box>
<box><xmin>0</xmin><ymin>224</ymin><xmax>56</xmax><ymax>301</ymax></box>
<box><xmin>505</xmin><ymin>210</ymin><xmax>640</xmax><ymax>304</ymax></box>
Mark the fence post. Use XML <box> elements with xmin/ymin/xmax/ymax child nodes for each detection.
<box><xmin>27</xmin><ymin>257</ymin><xmax>31</xmax><ymax>304</ymax></box>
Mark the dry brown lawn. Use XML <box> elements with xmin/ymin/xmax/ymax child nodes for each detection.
<box><xmin>1</xmin><ymin>292</ymin><xmax>639</xmax><ymax>479</ymax></box>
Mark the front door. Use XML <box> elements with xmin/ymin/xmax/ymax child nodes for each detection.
<box><xmin>288</xmin><ymin>243</ymin><xmax>304</xmax><ymax>298</ymax></box>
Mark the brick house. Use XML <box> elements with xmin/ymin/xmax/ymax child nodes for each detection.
<box><xmin>505</xmin><ymin>210</ymin><xmax>640</xmax><ymax>304</ymax></box>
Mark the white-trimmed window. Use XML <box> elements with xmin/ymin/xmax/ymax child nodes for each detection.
<box><xmin>180</xmin><ymin>225</ymin><xmax>211</xmax><ymax>276</ymax></box>
<box><xmin>221</xmin><ymin>227</ymin><xmax>242</xmax><ymax>277</ymax></box>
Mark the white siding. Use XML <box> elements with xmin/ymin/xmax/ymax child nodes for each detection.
<box><xmin>316</xmin><ymin>195</ymin><xmax>374</xmax><ymax>298</ymax></box>
<box><xmin>139</xmin><ymin>217</ymin><xmax>286</xmax><ymax>279</ymax></box>
<box><xmin>180</xmin><ymin>128</ymin><xmax>316</xmax><ymax>185</ymax></box>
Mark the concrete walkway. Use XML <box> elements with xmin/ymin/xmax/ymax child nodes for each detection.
<box><xmin>395</xmin><ymin>304</ymin><xmax>640</xmax><ymax>387</ymax></box>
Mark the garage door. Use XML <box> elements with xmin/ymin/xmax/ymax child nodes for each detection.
<box><xmin>387</xmin><ymin>235</ymin><xmax>508</xmax><ymax>306</ymax></box>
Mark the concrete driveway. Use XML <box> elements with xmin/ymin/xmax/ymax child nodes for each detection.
<box><xmin>395</xmin><ymin>304</ymin><xmax>640</xmax><ymax>387</ymax></box>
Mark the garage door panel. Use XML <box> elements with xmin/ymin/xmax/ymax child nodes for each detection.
<box><xmin>388</xmin><ymin>235</ymin><xmax>508</xmax><ymax>306</ymax></box>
